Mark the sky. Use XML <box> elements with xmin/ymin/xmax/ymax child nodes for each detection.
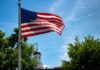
<box><xmin>0</xmin><ymin>0</ymin><xmax>100</xmax><ymax>68</ymax></box>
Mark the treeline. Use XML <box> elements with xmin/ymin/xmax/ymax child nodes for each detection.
<box><xmin>0</xmin><ymin>28</ymin><xmax>37</xmax><ymax>70</ymax></box>
<box><xmin>62</xmin><ymin>36</ymin><xmax>100</xmax><ymax>70</ymax></box>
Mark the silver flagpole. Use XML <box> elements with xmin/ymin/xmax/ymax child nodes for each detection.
<box><xmin>18</xmin><ymin>0</ymin><xmax>21</xmax><ymax>70</ymax></box>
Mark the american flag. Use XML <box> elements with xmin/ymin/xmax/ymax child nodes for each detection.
<box><xmin>21</xmin><ymin>8</ymin><xmax>64</xmax><ymax>38</ymax></box>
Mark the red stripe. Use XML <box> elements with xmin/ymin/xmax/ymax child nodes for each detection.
<box><xmin>21</xmin><ymin>24</ymin><xmax>43</xmax><ymax>28</ymax></box>
<box><xmin>37</xmin><ymin>12</ymin><xmax>61</xmax><ymax>19</ymax></box>
<box><xmin>22</xmin><ymin>30</ymin><xmax>53</xmax><ymax>38</ymax></box>
<box><xmin>37</xmin><ymin>16</ymin><xmax>62</xmax><ymax>22</ymax></box>
<box><xmin>21</xmin><ymin>23</ymin><xmax>57</xmax><ymax>29</ymax></box>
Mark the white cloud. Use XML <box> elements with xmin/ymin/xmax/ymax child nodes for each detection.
<box><xmin>59</xmin><ymin>44</ymin><xmax>70</xmax><ymax>61</ymax></box>
<box><xmin>43</xmin><ymin>64</ymin><xmax>50</xmax><ymax>69</ymax></box>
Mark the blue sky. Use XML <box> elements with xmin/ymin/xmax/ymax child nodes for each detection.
<box><xmin>0</xmin><ymin>0</ymin><xmax>100</xmax><ymax>68</ymax></box>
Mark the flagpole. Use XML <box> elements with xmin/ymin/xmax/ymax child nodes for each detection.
<box><xmin>18</xmin><ymin>0</ymin><xmax>21</xmax><ymax>70</ymax></box>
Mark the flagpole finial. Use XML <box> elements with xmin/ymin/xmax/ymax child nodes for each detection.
<box><xmin>18</xmin><ymin>0</ymin><xmax>21</xmax><ymax>5</ymax></box>
<box><xmin>34</xmin><ymin>43</ymin><xmax>38</xmax><ymax>51</ymax></box>
<box><xmin>36</xmin><ymin>46</ymin><xmax>38</xmax><ymax>52</ymax></box>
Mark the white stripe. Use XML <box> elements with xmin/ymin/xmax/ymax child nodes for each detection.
<box><xmin>21</xmin><ymin>22</ymin><xmax>56</xmax><ymax>26</ymax></box>
<box><xmin>22</xmin><ymin>28</ymin><xmax>60</xmax><ymax>35</ymax></box>
<box><xmin>21</xmin><ymin>19</ymin><xmax>47</xmax><ymax>26</ymax></box>
<box><xmin>37</xmin><ymin>14</ymin><xmax>62</xmax><ymax>20</ymax></box>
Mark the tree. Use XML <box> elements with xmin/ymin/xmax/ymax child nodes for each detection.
<box><xmin>0</xmin><ymin>29</ymin><xmax>37</xmax><ymax>70</ymax></box>
<box><xmin>62</xmin><ymin>36</ymin><xmax>100</xmax><ymax>70</ymax></box>
<box><xmin>21</xmin><ymin>42</ymin><xmax>37</xmax><ymax>70</ymax></box>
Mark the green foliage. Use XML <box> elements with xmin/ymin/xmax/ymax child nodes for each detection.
<box><xmin>21</xmin><ymin>42</ymin><xmax>37</xmax><ymax>70</ymax></box>
<box><xmin>62</xmin><ymin>36</ymin><xmax>100</xmax><ymax>70</ymax></box>
<box><xmin>62</xmin><ymin>60</ymin><xmax>72</xmax><ymax>70</ymax></box>
<box><xmin>0</xmin><ymin>29</ymin><xmax>36</xmax><ymax>70</ymax></box>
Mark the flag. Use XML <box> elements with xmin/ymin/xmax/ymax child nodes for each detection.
<box><xmin>21</xmin><ymin>8</ymin><xmax>64</xmax><ymax>38</ymax></box>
